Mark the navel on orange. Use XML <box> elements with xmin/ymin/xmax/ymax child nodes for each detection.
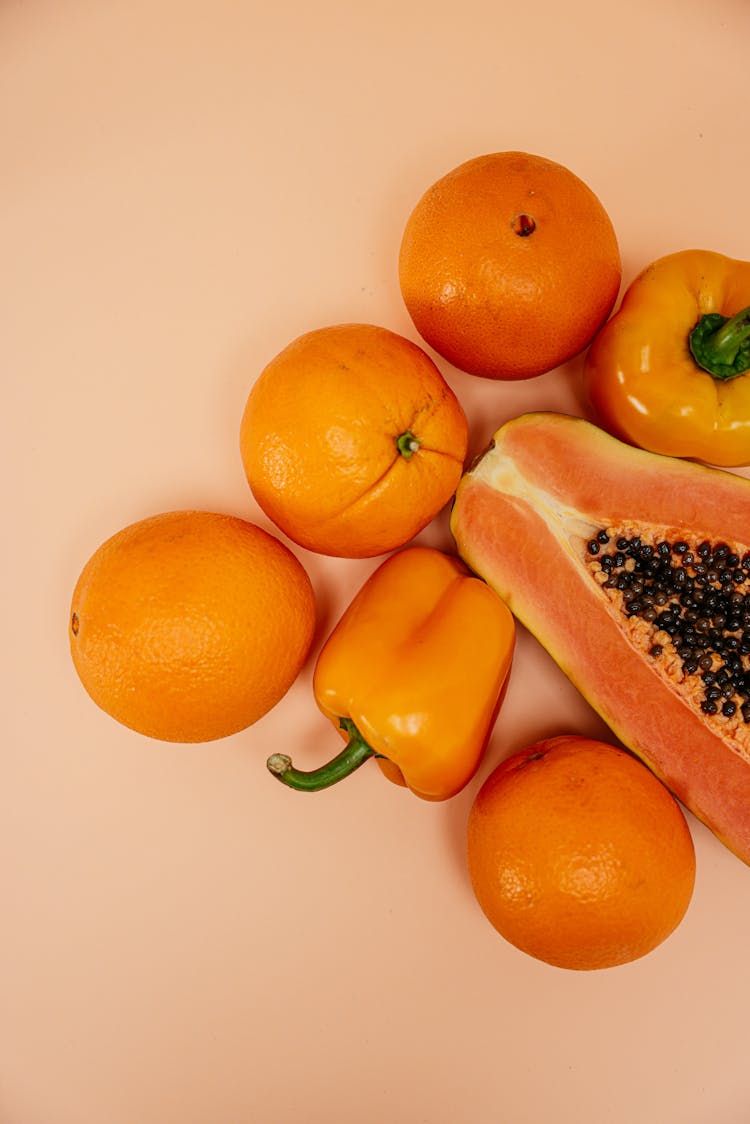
<box><xmin>399</xmin><ymin>151</ymin><xmax>622</xmax><ymax>380</ymax></box>
<box><xmin>239</xmin><ymin>323</ymin><xmax>468</xmax><ymax>558</ymax></box>
<box><xmin>69</xmin><ymin>510</ymin><xmax>316</xmax><ymax>742</ymax></box>
<box><xmin>467</xmin><ymin>736</ymin><xmax>695</xmax><ymax>970</ymax></box>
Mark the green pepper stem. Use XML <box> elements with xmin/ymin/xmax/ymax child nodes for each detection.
<box><xmin>267</xmin><ymin>718</ymin><xmax>378</xmax><ymax>792</ymax></box>
<box><xmin>688</xmin><ymin>306</ymin><xmax>750</xmax><ymax>381</ymax></box>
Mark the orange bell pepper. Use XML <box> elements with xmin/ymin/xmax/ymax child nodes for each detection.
<box><xmin>583</xmin><ymin>249</ymin><xmax>750</xmax><ymax>467</ymax></box>
<box><xmin>267</xmin><ymin>545</ymin><xmax>515</xmax><ymax>800</ymax></box>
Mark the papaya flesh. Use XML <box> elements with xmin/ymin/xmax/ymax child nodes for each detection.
<box><xmin>451</xmin><ymin>411</ymin><xmax>750</xmax><ymax>865</ymax></box>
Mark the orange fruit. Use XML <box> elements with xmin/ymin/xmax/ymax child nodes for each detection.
<box><xmin>466</xmin><ymin>736</ymin><xmax>695</xmax><ymax>970</ymax></box>
<box><xmin>239</xmin><ymin>323</ymin><xmax>468</xmax><ymax>558</ymax></box>
<box><xmin>399</xmin><ymin>151</ymin><xmax>622</xmax><ymax>380</ymax></box>
<box><xmin>69</xmin><ymin>510</ymin><xmax>316</xmax><ymax>742</ymax></box>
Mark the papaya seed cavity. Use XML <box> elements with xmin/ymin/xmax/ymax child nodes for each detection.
<box><xmin>587</xmin><ymin>528</ymin><xmax>750</xmax><ymax>745</ymax></box>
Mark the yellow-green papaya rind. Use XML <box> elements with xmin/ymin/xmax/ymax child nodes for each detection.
<box><xmin>451</xmin><ymin>411</ymin><xmax>750</xmax><ymax>865</ymax></box>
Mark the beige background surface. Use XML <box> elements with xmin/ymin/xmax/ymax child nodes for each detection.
<box><xmin>3</xmin><ymin>1</ymin><xmax>750</xmax><ymax>1122</ymax></box>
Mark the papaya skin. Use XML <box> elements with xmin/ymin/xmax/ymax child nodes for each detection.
<box><xmin>450</xmin><ymin>412</ymin><xmax>750</xmax><ymax>866</ymax></box>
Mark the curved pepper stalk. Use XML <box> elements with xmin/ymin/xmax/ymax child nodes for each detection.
<box><xmin>267</xmin><ymin>719</ymin><xmax>377</xmax><ymax>791</ymax></box>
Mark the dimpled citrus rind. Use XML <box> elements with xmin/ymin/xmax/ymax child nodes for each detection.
<box><xmin>399</xmin><ymin>152</ymin><xmax>621</xmax><ymax>379</ymax></box>
<box><xmin>70</xmin><ymin>511</ymin><xmax>316</xmax><ymax>742</ymax></box>
<box><xmin>240</xmin><ymin>323</ymin><xmax>468</xmax><ymax>557</ymax></box>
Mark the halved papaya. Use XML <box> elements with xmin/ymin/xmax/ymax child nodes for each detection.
<box><xmin>451</xmin><ymin>411</ymin><xmax>750</xmax><ymax>864</ymax></box>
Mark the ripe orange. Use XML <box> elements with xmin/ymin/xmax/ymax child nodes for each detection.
<box><xmin>399</xmin><ymin>151</ymin><xmax>622</xmax><ymax>380</ymax></box>
<box><xmin>466</xmin><ymin>736</ymin><xmax>695</xmax><ymax>970</ymax></box>
<box><xmin>69</xmin><ymin>510</ymin><xmax>316</xmax><ymax>742</ymax></box>
<box><xmin>239</xmin><ymin>323</ymin><xmax>468</xmax><ymax>558</ymax></box>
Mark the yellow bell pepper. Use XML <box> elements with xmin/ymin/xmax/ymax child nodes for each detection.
<box><xmin>583</xmin><ymin>249</ymin><xmax>750</xmax><ymax>467</ymax></box>
<box><xmin>267</xmin><ymin>545</ymin><xmax>515</xmax><ymax>800</ymax></box>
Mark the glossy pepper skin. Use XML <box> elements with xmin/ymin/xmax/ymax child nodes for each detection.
<box><xmin>583</xmin><ymin>250</ymin><xmax>750</xmax><ymax>467</ymax></box>
<box><xmin>267</xmin><ymin>546</ymin><xmax>515</xmax><ymax>800</ymax></box>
